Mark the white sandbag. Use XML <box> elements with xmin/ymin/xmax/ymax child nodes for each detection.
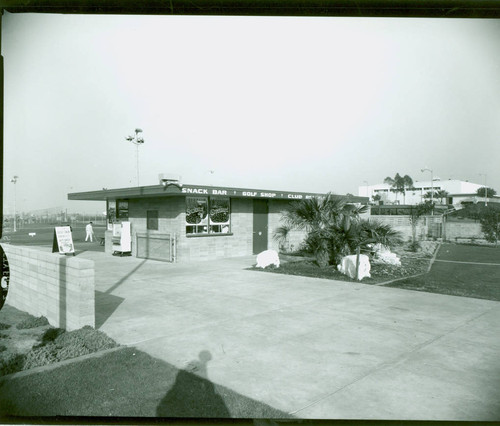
<box><xmin>256</xmin><ymin>249</ymin><xmax>280</xmax><ymax>268</ymax></box>
<box><xmin>337</xmin><ymin>254</ymin><xmax>371</xmax><ymax>280</ymax></box>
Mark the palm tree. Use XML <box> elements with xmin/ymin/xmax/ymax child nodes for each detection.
<box><xmin>273</xmin><ymin>193</ymin><xmax>370</xmax><ymax>267</ymax></box>
<box><xmin>434</xmin><ymin>189</ymin><xmax>449</xmax><ymax>205</ymax></box>
<box><xmin>384</xmin><ymin>173</ymin><xmax>413</xmax><ymax>204</ymax></box>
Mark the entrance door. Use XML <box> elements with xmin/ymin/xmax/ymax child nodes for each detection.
<box><xmin>253</xmin><ymin>199</ymin><xmax>268</xmax><ymax>254</ymax></box>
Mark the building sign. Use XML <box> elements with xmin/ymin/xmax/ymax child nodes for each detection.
<box><xmin>181</xmin><ymin>186</ymin><xmax>325</xmax><ymax>201</ymax></box>
<box><xmin>52</xmin><ymin>226</ymin><xmax>75</xmax><ymax>255</ymax></box>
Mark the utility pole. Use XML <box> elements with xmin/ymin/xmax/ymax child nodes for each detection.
<box><xmin>10</xmin><ymin>176</ymin><xmax>18</xmax><ymax>232</ymax></box>
<box><xmin>126</xmin><ymin>128</ymin><xmax>144</xmax><ymax>186</ymax></box>
<box><xmin>421</xmin><ymin>168</ymin><xmax>433</xmax><ymax>215</ymax></box>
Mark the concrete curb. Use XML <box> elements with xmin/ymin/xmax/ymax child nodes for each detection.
<box><xmin>0</xmin><ymin>345</ymin><xmax>125</xmax><ymax>382</ymax></box>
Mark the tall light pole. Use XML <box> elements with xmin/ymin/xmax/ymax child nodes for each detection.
<box><xmin>10</xmin><ymin>176</ymin><xmax>18</xmax><ymax>232</ymax></box>
<box><xmin>421</xmin><ymin>167</ymin><xmax>433</xmax><ymax>215</ymax></box>
<box><xmin>479</xmin><ymin>173</ymin><xmax>488</xmax><ymax>206</ymax></box>
<box><xmin>126</xmin><ymin>128</ymin><xmax>144</xmax><ymax>186</ymax></box>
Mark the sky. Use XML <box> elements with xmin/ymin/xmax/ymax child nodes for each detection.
<box><xmin>2</xmin><ymin>13</ymin><xmax>500</xmax><ymax>214</ymax></box>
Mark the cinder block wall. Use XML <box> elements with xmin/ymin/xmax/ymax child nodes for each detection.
<box><xmin>1</xmin><ymin>244</ymin><xmax>95</xmax><ymax>331</ymax></box>
<box><xmin>177</xmin><ymin>198</ymin><xmax>253</xmax><ymax>262</ymax></box>
<box><xmin>445</xmin><ymin>222</ymin><xmax>483</xmax><ymax>241</ymax></box>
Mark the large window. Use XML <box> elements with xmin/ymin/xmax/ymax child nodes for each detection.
<box><xmin>117</xmin><ymin>199</ymin><xmax>129</xmax><ymax>219</ymax></box>
<box><xmin>186</xmin><ymin>197</ymin><xmax>230</xmax><ymax>235</ymax></box>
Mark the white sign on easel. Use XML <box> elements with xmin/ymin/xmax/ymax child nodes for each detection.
<box><xmin>52</xmin><ymin>226</ymin><xmax>75</xmax><ymax>255</ymax></box>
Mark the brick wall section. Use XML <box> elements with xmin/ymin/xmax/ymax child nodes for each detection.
<box><xmin>107</xmin><ymin>197</ymin><xmax>309</xmax><ymax>262</ymax></box>
<box><xmin>123</xmin><ymin>197</ymin><xmax>254</xmax><ymax>262</ymax></box>
<box><xmin>368</xmin><ymin>215</ymin><xmax>445</xmax><ymax>241</ymax></box>
<box><xmin>1</xmin><ymin>244</ymin><xmax>95</xmax><ymax>331</ymax></box>
<box><xmin>177</xmin><ymin>198</ymin><xmax>253</xmax><ymax>262</ymax></box>
<box><xmin>445</xmin><ymin>222</ymin><xmax>483</xmax><ymax>241</ymax></box>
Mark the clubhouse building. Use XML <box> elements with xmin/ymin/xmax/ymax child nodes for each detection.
<box><xmin>68</xmin><ymin>182</ymin><xmax>368</xmax><ymax>262</ymax></box>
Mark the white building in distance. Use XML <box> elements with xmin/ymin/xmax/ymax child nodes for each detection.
<box><xmin>358</xmin><ymin>179</ymin><xmax>489</xmax><ymax>207</ymax></box>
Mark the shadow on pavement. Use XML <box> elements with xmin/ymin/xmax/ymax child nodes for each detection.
<box><xmin>95</xmin><ymin>291</ymin><xmax>125</xmax><ymax>329</ymax></box>
<box><xmin>0</xmin><ymin>347</ymin><xmax>293</xmax><ymax>419</ymax></box>
<box><xmin>156</xmin><ymin>350</ymin><xmax>229</xmax><ymax>417</ymax></box>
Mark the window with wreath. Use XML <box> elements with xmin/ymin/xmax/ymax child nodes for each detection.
<box><xmin>186</xmin><ymin>197</ymin><xmax>230</xmax><ymax>235</ymax></box>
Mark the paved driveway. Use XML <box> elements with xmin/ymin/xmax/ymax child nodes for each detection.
<box><xmin>80</xmin><ymin>251</ymin><xmax>500</xmax><ymax>421</ymax></box>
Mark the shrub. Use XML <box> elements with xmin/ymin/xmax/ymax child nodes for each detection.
<box><xmin>40</xmin><ymin>327</ymin><xmax>65</xmax><ymax>344</ymax></box>
<box><xmin>55</xmin><ymin>343</ymin><xmax>92</xmax><ymax>361</ymax></box>
<box><xmin>0</xmin><ymin>353</ymin><xmax>25</xmax><ymax>376</ymax></box>
<box><xmin>23</xmin><ymin>346</ymin><xmax>58</xmax><ymax>370</ymax></box>
<box><xmin>0</xmin><ymin>344</ymin><xmax>6</xmax><ymax>353</ymax></box>
<box><xmin>0</xmin><ymin>322</ymin><xmax>11</xmax><ymax>330</ymax></box>
<box><xmin>0</xmin><ymin>332</ymin><xmax>9</xmax><ymax>339</ymax></box>
<box><xmin>16</xmin><ymin>315</ymin><xmax>49</xmax><ymax>330</ymax></box>
<box><xmin>408</xmin><ymin>241</ymin><xmax>421</xmax><ymax>252</ymax></box>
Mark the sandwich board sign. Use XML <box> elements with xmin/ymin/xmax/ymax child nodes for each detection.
<box><xmin>52</xmin><ymin>226</ymin><xmax>75</xmax><ymax>255</ymax></box>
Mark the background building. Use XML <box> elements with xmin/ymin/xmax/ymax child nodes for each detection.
<box><xmin>358</xmin><ymin>179</ymin><xmax>488</xmax><ymax>207</ymax></box>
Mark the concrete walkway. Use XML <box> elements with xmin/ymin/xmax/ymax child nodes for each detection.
<box><xmin>79</xmin><ymin>251</ymin><xmax>500</xmax><ymax>421</ymax></box>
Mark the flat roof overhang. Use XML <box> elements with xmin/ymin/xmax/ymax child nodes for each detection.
<box><xmin>68</xmin><ymin>183</ymin><xmax>369</xmax><ymax>204</ymax></box>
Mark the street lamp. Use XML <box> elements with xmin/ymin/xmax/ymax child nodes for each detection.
<box><xmin>421</xmin><ymin>167</ymin><xmax>433</xmax><ymax>214</ymax></box>
<box><xmin>478</xmin><ymin>173</ymin><xmax>488</xmax><ymax>206</ymax></box>
<box><xmin>10</xmin><ymin>176</ymin><xmax>18</xmax><ymax>232</ymax></box>
<box><xmin>126</xmin><ymin>128</ymin><xmax>144</xmax><ymax>186</ymax></box>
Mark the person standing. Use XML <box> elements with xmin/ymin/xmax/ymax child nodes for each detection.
<box><xmin>85</xmin><ymin>221</ymin><xmax>94</xmax><ymax>242</ymax></box>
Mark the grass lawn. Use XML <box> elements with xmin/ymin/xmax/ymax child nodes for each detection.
<box><xmin>386</xmin><ymin>243</ymin><xmax>500</xmax><ymax>301</ymax></box>
<box><xmin>1</xmin><ymin>223</ymin><xmax>106</xmax><ymax>253</ymax></box>
<box><xmin>0</xmin><ymin>346</ymin><xmax>292</xmax><ymax>418</ymax></box>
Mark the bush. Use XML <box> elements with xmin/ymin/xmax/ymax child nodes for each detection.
<box><xmin>0</xmin><ymin>332</ymin><xmax>9</xmax><ymax>339</ymax></box>
<box><xmin>0</xmin><ymin>353</ymin><xmax>25</xmax><ymax>376</ymax></box>
<box><xmin>0</xmin><ymin>322</ymin><xmax>11</xmax><ymax>330</ymax></box>
<box><xmin>23</xmin><ymin>345</ymin><xmax>58</xmax><ymax>370</ymax></box>
<box><xmin>408</xmin><ymin>241</ymin><xmax>421</xmax><ymax>252</ymax></box>
<box><xmin>0</xmin><ymin>344</ymin><xmax>7</xmax><ymax>353</ymax></box>
<box><xmin>16</xmin><ymin>315</ymin><xmax>49</xmax><ymax>330</ymax></box>
<box><xmin>40</xmin><ymin>327</ymin><xmax>65</xmax><ymax>344</ymax></box>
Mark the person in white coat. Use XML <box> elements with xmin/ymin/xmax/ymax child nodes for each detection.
<box><xmin>85</xmin><ymin>222</ymin><xmax>95</xmax><ymax>242</ymax></box>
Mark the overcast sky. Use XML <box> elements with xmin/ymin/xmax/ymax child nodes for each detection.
<box><xmin>2</xmin><ymin>13</ymin><xmax>500</xmax><ymax>213</ymax></box>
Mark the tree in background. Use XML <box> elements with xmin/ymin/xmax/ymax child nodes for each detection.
<box><xmin>408</xmin><ymin>202</ymin><xmax>434</xmax><ymax>249</ymax></box>
<box><xmin>425</xmin><ymin>189</ymin><xmax>449</xmax><ymax>204</ymax></box>
<box><xmin>477</xmin><ymin>187</ymin><xmax>497</xmax><ymax>198</ymax></box>
<box><xmin>384</xmin><ymin>173</ymin><xmax>414</xmax><ymax>204</ymax></box>
<box><xmin>435</xmin><ymin>189</ymin><xmax>450</xmax><ymax>204</ymax></box>
<box><xmin>480</xmin><ymin>207</ymin><xmax>500</xmax><ymax>246</ymax></box>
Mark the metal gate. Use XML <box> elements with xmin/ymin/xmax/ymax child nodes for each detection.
<box><xmin>136</xmin><ymin>233</ymin><xmax>176</xmax><ymax>262</ymax></box>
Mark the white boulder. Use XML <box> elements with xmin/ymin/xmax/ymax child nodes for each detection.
<box><xmin>372</xmin><ymin>244</ymin><xmax>401</xmax><ymax>266</ymax></box>
<box><xmin>337</xmin><ymin>254</ymin><xmax>371</xmax><ymax>280</ymax></box>
<box><xmin>256</xmin><ymin>249</ymin><xmax>280</xmax><ymax>269</ymax></box>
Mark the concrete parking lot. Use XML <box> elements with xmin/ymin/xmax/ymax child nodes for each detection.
<box><xmin>75</xmin><ymin>250</ymin><xmax>500</xmax><ymax>421</ymax></box>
